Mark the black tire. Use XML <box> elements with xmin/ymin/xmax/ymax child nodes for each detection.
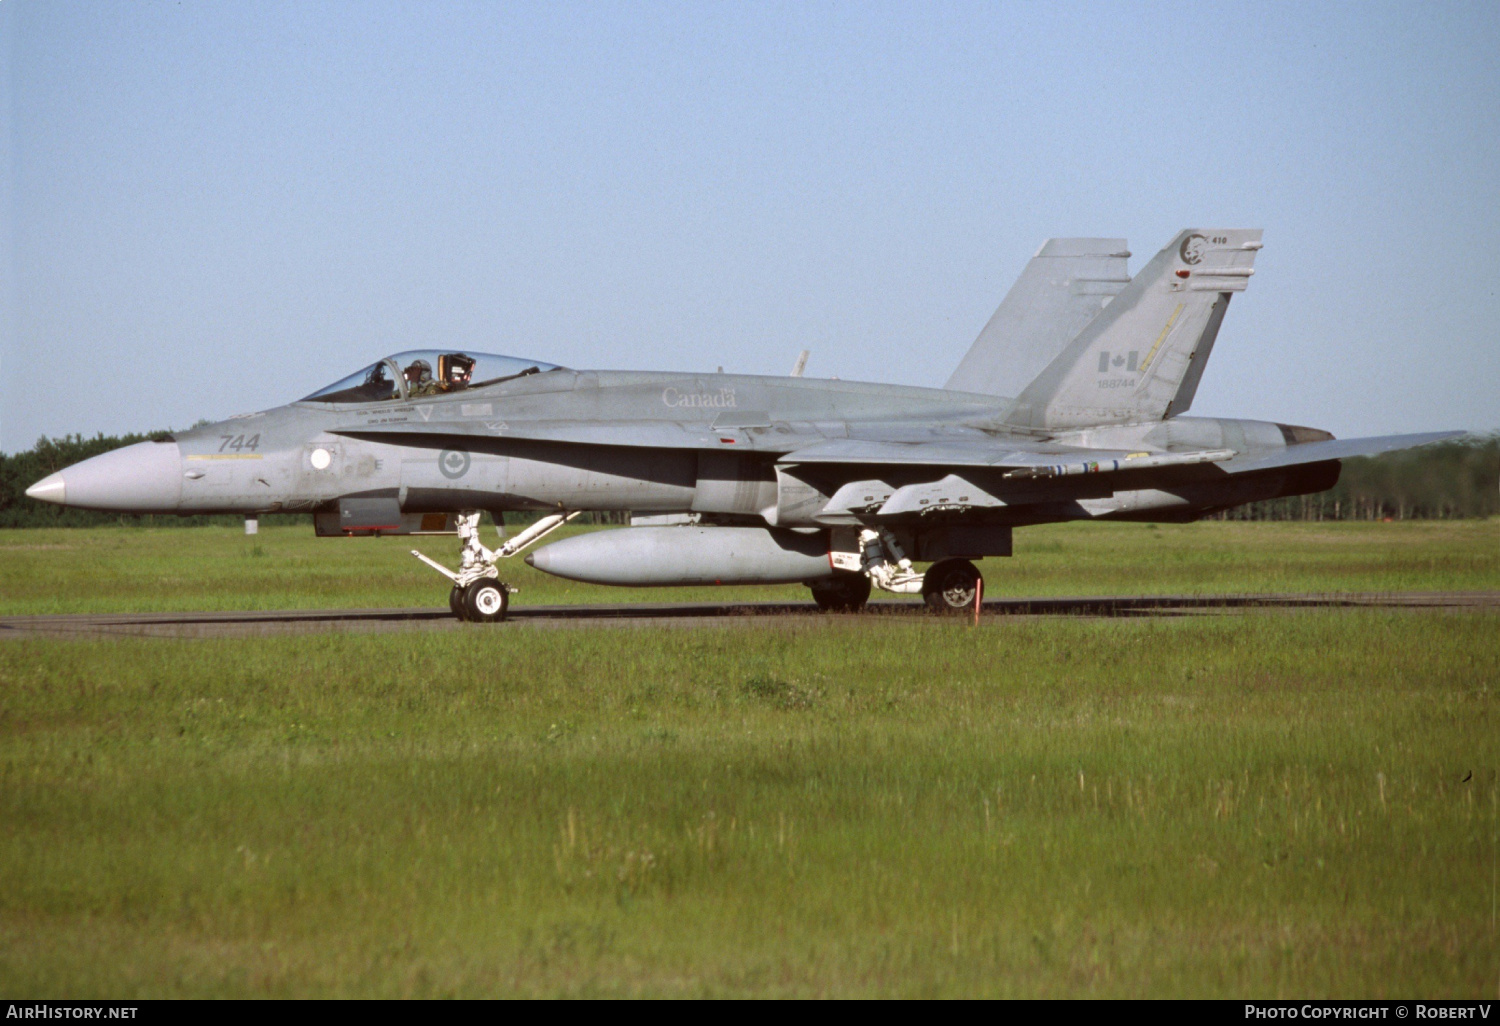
<box><xmin>449</xmin><ymin>585</ymin><xmax>467</xmax><ymax>620</ymax></box>
<box><xmin>463</xmin><ymin>579</ymin><xmax>510</xmax><ymax>623</ymax></box>
<box><xmin>922</xmin><ymin>559</ymin><xmax>981</xmax><ymax>614</ymax></box>
<box><xmin>808</xmin><ymin>573</ymin><xmax>872</xmax><ymax>613</ymax></box>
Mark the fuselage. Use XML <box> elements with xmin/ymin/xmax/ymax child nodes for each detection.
<box><xmin>27</xmin><ymin>365</ymin><xmax>1334</xmax><ymax>529</ymax></box>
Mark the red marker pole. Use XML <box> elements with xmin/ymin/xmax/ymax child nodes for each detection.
<box><xmin>973</xmin><ymin>575</ymin><xmax>983</xmax><ymax>626</ymax></box>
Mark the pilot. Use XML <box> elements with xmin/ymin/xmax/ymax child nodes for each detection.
<box><xmin>439</xmin><ymin>353</ymin><xmax>476</xmax><ymax>392</ymax></box>
<box><xmin>404</xmin><ymin>359</ymin><xmax>439</xmax><ymax>396</ymax></box>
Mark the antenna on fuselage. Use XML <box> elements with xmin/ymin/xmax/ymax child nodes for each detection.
<box><xmin>790</xmin><ymin>350</ymin><xmax>810</xmax><ymax>377</ymax></box>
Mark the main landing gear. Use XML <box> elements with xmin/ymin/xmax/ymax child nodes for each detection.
<box><xmin>413</xmin><ymin>510</ymin><xmax>578</xmax><ymax>623</ymax></box>
<box><xmin>920</xmin><ymin>558</ymin><xmax>982</xmax><ymax>614</ymax></box>
<box><xmin>808</xmin><ymin>572</ymin><xmax>872</xmax><ymax>612</ymax></box>
<box><xmin>805</xmin><ymin>531</ymin><xmax>985</xmax><ymax>615</ymax></box>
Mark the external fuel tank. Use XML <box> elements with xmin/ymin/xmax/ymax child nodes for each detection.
<box><xmin>524</xmin><ymin>526</ymin><xmax>837</xmax><ymax>586</ymax></box>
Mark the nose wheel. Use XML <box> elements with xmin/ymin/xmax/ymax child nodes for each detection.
<box><xmin>461</xmin><ymin>578</ymin><xmax>510</xmax><ymax>623</ymax></box>
<box><xmin>449</xmin><ymin>578</ymin><xmax>511</xmax><ymax>622</ymax></box>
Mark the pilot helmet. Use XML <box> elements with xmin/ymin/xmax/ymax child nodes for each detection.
<box><xmin>404</xmin><ymin>358</ymin><xmax>433</xmax><ymax>382</ymax></box>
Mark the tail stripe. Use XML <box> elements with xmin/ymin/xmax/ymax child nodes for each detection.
<box><xmin>1138</xmin><ymin>304</ymin><xmax>1184</xmax><ymax>373</ymax></box>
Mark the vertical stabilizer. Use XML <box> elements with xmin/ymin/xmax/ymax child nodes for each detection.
<box><xmin>944</xmin><ymin>238</ymin><xmax>1130</xmax><ymax>398</ymax></box>
<box><xmin>1002</xmin><ymin>229</ymin><xmax>1261</xmax><ymax>430</ymax></box>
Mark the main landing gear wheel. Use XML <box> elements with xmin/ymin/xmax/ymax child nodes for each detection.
<box><xmin>462</xmin><ymin>579</ymin><xmax>510</xmax><ymax>623</ymax></box>
<box><xmin>808</xmin><ymin>573</ymin><xmax>872</xmax><ymax>613</ymax></box>
<box><xmin>922</xmin><ymin>559</ymin><xmax>982</xmax><ymax>614</ymax></box>
<box><xmin>449</xmin><ymin>585</ymin><xmax>466</xmax><ymax>620</ymax></box>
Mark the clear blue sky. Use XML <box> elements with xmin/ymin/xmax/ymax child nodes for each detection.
<box><xmin>3</xmin><ymin>0</ymin><xmax>1497</xmax><ymax>451</ymax></box>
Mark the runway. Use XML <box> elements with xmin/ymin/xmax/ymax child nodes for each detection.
<box><xmin>1</xmin><ymin>591</ymin><xmax>1496</xmax><ymax>641</ymax></box>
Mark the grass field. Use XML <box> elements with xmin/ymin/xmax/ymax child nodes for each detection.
<box><xmin>0</xmin><ymin>521</ymin><xmax>1497</xmax><ymax>997</ymax></box>
<box><xmin>1</xmin><ymin>518</ymin><xmax>1497</xmax><ymax>616</ymax></box>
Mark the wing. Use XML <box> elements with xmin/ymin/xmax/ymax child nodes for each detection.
<box><xmin>778</xmin><ymin>438</ymin><xmax>1235</xmax><ymax>519</ymax></box>
<box><xmin>777</xmin><ymin>437</ymin><xmax>1230</xmax><ymax>470</ymax></box>
<box><xmin>777</xmin><ymin>430</ymin><xmax>1463</xmax><ymax>521</ymax></box>
<box><xmin>781</xmin><ymin>431</ymin><xmax>1464</xmax><ymax>474</ymax></box>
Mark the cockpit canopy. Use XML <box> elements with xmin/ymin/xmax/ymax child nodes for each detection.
<box><xmin>300</xmin><ymin>350</ymin><xmax>565</xmax><ymax>404</ymax></box>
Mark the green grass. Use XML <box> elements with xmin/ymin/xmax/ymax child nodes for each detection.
<box><xmin>1</xmin><ymin>521</ymin><xmax>1497</xmax><ymax>995</ymax></box>
<box><xmin>1</xmin><ymin>518</ymin><xmax>1497</xmax><ymax>616</ymax></box>
<box><xmin>1</xmin><ymin>611</ymin><xmax>1497</xmax><ymax>997</ymax></box>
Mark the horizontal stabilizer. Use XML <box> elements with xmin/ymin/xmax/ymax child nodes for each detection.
<box><xmin>1221</xmin><ymin>431</ymin><xmax>1466</xmax><ymax>474</ymax></box>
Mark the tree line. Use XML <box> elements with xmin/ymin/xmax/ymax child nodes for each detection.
<box><xmin>2</xmin><ymin>430</ymin><xmax>1495</xmax><ymax>528</ymax></box>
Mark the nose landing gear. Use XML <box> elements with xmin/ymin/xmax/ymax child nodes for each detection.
<box><xmin>414</xmin><ymin>510</ymin><xmax>577</xmax><ymax>622</ymax></box>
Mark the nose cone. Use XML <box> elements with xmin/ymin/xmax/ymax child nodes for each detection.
<box><xmin>25</xmin><ymin>474</ymin><xmax>67</xmax><ymax>504</ymax></box>
<box><xmin>27</xmin><ymin>440</ymin><xmax>184</xmax><ymax>512</ymax></box>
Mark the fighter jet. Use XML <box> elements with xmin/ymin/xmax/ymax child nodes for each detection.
<box><xmin>27</xmin><ymin>229</ymin><xmax>1460</xmax><ymax>621</ymax></box>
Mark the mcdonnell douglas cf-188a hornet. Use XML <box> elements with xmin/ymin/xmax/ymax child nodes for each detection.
<box><xmin>28</xmin><ymin>229</ymin><xmax>1460</xmax><ymax>621</ymax></box>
